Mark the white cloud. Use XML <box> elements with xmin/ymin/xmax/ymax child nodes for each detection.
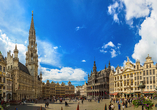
<box><xmin>131</xmin><ymin>0</ymin><xmax>157</xmax><ymax>63</ymax></box>
<box><xmin>37</xmin><ymin>40</ymin><xmax>62</xmax><ymax>67</ymax></box>
<box><xmin>108</xmin><ymin>0</ymin><xmax>151</xmax><ymax>25</ymax></box>
<box><xmin>108</xmin><ymin>1</ymin><xmax>121</xmax><ymax>23</ymax></box>
<box><xmin>110</xmin><ymin>49</ymin><xmax>117</xmax><ymax>58</ymax></box>
<box><xmin>100</xmin><ymin>41</ymin><xmax>121</xmax><ymax>58</ymax></box>
<box><xmin>24</xmin><ymin>40</ymin><xmax>27</xmax><ymax>44</ymax></box>
<box><xmin>102</xmin><ymin>41</ymin><xmax>115</xmax><ymax>48</ymax></box>
<box><xmin>41</xmin><ymin>67</ymin><xmax>87</xmax><ymax>81</ymax></box>
<box><xmin>108</xmin><ymin>2</ymin><xmax>119</xmax><ymax>14</ymax></box>
<box><xmin>0</xmin><ymin>0</ymin><xmax>29</xmax><ymax>43</ymax></box>
<box><xmin>111</xmin><ymin>66</ymin><xmax>115</xmax><ymax>71</ymax></box>
<box><xmin>0</xmin><ymin>30</ymin><xmax>27</xmax><ymax>65</ymax></box>
<box><xmin>53</xmin><ymin>46</ymin><xmax>58</xmax><ymax>49</ymax></box>
<box><xmin>122</xmin><ymin>0</ymin><xmax>151</xmax><ymax>21</ymax></box>
<box><xmin>75</xmin><ymin>25</ymin><xmax>86</xmax><ymax>31</ymax></box>
<box><xmin>100</xmin><ymin>50</ymin><xmax>107</xmax><ymax>53</ymax></box>
<box><xmin>81</xmin><ymin>60</ymin><xmax>86</xmax><ymax>62</ymax></box>
<box><xmin>108</xmin><ymin>0</ymin><xmax>157</xmax><ymax>63</ymax></box>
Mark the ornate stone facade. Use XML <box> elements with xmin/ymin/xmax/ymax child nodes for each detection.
<box><xmin>87</xmin><ymin>61</ymin><xmax>111</xmax><ymax>99</ymax></box>
<box><xmin>79</xmin><ymin>82</ymin><xmax>87</xmax><ymax>97</ymax></box>
<box><xmin>42</xmin><ymin>81</ymin><xmax>74</xmax><ymax>98</ymax></box>
<box><xmin>109</xmin><ymin>55</ymin><xmax>157</xmax><ymax>98</ymax></box>
<box><xmin>6</xmin><ymin>12</ymin><xmax>42</xmax><ymax>100</ymax></box>
<box><xmin>0</xmin><ymin>52</ymin><xmax>12</xmax><ymax>101</ymax></box>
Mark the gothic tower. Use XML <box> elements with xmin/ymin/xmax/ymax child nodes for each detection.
<box><xmin>26</xmin><ymin>11</ymin><xmax>38</xmax><ymax>77</ymax></box>
<box><xmin>13</xmin><ymin>44</ymin><xmax>19</xmax><ymax>69</ymax></box>
<box><xmin>92</xmin><ymin>61</ymin><xmax>97</xmax><ymax>79</ymax></box>
<box><xmin>25</xmin><ymin>11</ymin><xmax>38</xmax><ymax>98</ymax></box>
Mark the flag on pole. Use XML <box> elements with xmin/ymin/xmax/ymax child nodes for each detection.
<box><xmin>91</xmin><ymin>86</ymin><xmax>92</xmax><ymax>89</ymax></box>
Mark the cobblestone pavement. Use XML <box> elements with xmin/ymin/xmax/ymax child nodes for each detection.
<box><xmin>8</xmin><ymin>99</ymin><xmax>157</xmax><ymax>110</ymax></box>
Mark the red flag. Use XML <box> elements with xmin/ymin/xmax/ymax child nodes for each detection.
<box><xmin>76</xmin><ymin>104</ymin><xmax>79</xmax><ymax>110</ymax></box>
<box><xmin>105</xmin><ymin>92</ymin><xmax>107</xmax><ymax>94</ymax></box>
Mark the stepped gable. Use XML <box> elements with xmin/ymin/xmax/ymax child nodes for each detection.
<box><xmin>18</xmin><ymin>62</ymin><xmax>30</xmax><ymax>75</ymax></box>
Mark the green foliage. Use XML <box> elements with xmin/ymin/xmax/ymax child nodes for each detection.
<box><xmin>132</xmin><ymin>97</ymin><xmax>154</xmax><ymax>110</ymax></box>
<box><xmin>153</xmin><ymin>91</ymin><xmax>157</xmax><ymax>99</ymax></box>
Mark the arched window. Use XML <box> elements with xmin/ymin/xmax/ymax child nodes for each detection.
<box><xmin>146</xmin><ymin>65</ymin><xmax>148</xmax><ymax>68</ymax></box>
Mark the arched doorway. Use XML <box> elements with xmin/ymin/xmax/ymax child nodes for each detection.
<box><xmin>7</xmin><ymin>93</ymin><xmax>11</xmax><ymax>101</ymax></box>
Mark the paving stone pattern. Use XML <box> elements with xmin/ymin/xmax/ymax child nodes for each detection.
<box><xmin>8</xmin><ymin>99</ymin><xmax>157</xmax><ymax>110</ymax></box>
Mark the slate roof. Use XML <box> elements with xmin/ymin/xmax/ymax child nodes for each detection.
<box><xmin>0</xmin><ymin>55</ymin><xmax>5</xmax><ymax>61</ymax></box>
<box><xmin>18</xmin><ymin>62</ymin><xmax>30</xmax><ymax>75</ymax></box>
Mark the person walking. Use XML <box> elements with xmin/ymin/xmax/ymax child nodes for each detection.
<box><xmin>81</xmin><ymin>99</ymin><xmax>83</xmax><ymax>104</ymax></box>
<box><xmin>45</xmin><ymin>102</ymin><xmax>47</xmax><ymax>108</ymax></box>
<box><xmin>109</xmin><ymin>103</ymin><xmax>111</xmax><ymax>110</ymax></box>
<box><xmin>47</xmin><ymin>102</ymin><xmax>49</xmax><ymax>108</ymax></box>
<box><xmin>111</xmin><ymin>104</ymin><xmax>115</xmax><ymax>110</ymax></box>
<box><xmin>125</xmin><ymin>100</ymin><xmax>127</xmax><ymax>108</ymax></box>
<box><xmin>15</xmin><ymin>106</ymin><xmax>18</xmax><ymax>110</ymax></box>
<box><xmin>122</xmin><ymin>102</ymin><xmax>125</xmax><ymax>110</ymax></box>
<box><xmin>118</xmin><ymin>103</ymin><xmax>121</xmax><ymax>110</ymax></box>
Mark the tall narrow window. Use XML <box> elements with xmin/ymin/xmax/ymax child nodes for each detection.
<box><xmin>150</xmin><ymin>77</ymin><xmax>152</xmax><ymax>84</ymax></box>
<box><xmin>150</xmin><ymin>64</ymin><xmax>151</xmax><ymax>68</ymax></box>
<box><xmin>153</xmin><ymin>69</ymin><xmax>155</xmax><ymax>75</ymax></box>
<box><xmin>0</xmin><ymin>65</ymin><xmax>2</xmax><ymax>71</ymax></box>
<box><xmin>150</xmin><ymin>70</ymin><xmax>151</xmax><ymax>75</ymax></box>
<box><xmin>137</xmin><ymin>76</ymin><xmax>139</xmax><ymax>80</ymax></box>
<box><xmin>146</xmin><ymin>70</ymin><xmax>148</xmax><ymax>75</ymax></box>
<box><xmin>143</xmin><ymin>71</ymin><xmax>145</xmax><ymax>75</ymax></box>
<box><xmin>137</xmin><ymin>65</ymin><xmax>139</xmax><ymax>70</ymax></box>
<box><xmin>146</xmin><ymin>65</ymin><xmax>148</xmax><ymax>68</ymax></box>
<box><xmin>153</xmin><ymin>76</ymin><xmax>155</xmax><ymax>84</ymax></box>
<box><xmin>3</xmin><ymin>67</ymin><xmax>5</xmax><ymax>72</ymax></box>
<box><xmin>147</xmin><ymin>77</ymin><xmax>149</xmax><ymax>84</ymax></box>
<box><xmin>3</xmin><ymin>77</ymin><xmax>5</xmax><ymax>83</ymax></box>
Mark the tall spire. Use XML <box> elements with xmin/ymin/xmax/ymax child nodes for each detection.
<box><xmin>93</xmin><ymin>60</ymin><xmax>97</xmax><ymax>73</ymax></box>
<box><xmin>105</xmin><ymin>65</ymin><xmax>106</xmax><ymax>69</ymax></box>
<box><xmin>108</xmin><ymin>60</ymin><xmax>111</xmax><ymax>70</ymax></box>
<box><xmin>14</xmin><ymin>44</ymin><xmax>18</xmax><ymax>55</ymax></box>
<box><xmin>30</xmin><ymin>10</ymin><xmax>34</xmax><ymax>30</ymax></box>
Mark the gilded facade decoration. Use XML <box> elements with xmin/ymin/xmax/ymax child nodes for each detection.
<box><xmin>109</xmin><ymin>55</ymin><xmax>157</xmax><ymax>98</ymax></box>
<box><xmin>42</xmin><ymin>80</ymin><xmax>74</xmax><ymax>98</ymax></box>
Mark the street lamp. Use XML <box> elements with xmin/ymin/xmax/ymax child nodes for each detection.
<box><xmin>138</xmin><ymin>81</ymin><xmax>145</xmax><ymax>110</ymax></box>
<box><xmin>138</xmin><ymin>81</ymin><xmax>145</xmax><ymax>97</ymax></box>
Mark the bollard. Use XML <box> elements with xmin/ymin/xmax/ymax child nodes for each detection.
<box><xmin>40</xmin><ymin>105</ymin><xmax>42</xmax><ymax>110</ymax></box>
<box><xmin>76</xmin><ymin>104</ymin><xmax>79</xmax><ymax>110</ymax></box>
<box><xmin>61</xmin><ymin>107</ymin><xmax>63</xmax><ymax>110</ymax></box>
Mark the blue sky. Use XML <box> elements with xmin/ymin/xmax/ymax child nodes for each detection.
<box><xmin>0</xmin><ymin>0</ymin><xmax>157</xmax><ymax>87</ymax></box>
